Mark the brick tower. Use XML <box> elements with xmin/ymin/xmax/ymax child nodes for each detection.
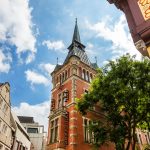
<box><xmin>47</xmin><ymin>20</ymin><xmax>101</xmax><ymax>150</ymax></box>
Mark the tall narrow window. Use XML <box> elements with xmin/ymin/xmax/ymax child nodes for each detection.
<box><xmin>65</xmin><ymin>70</ymin><xmax>67</xmax><ymax>80</ymax></box>
<box><xmin>83</xmin><ymin>118</ymin><xmax>93</xmax><ymax>143</ymax></box>
<box><xmin>68</xmin><ymin>68</ymin><xmax>70</xmax><ymax>77</ymax></box>
<box><xmin>50</xmin><ymin>119</ymin><xmax>58</xmax><ymax>143</ymax></box>
<box><xmin>54</xmin><ymin>119</ymin><xmax>58</xmax><ymax>142</ymax></box>
<box><xmin>139</xmin><ymin>134</ymin><xmax>142</xmax><ymax>144</ymax></box>
<box><xmin>79</xmin><ymin>67</ymin><xmax>82</xmax><ymax>77</ymax></box>
<box><xmin>62</xmin><ymin>72</ymin><xmax>65</xmax><ymax>81</ymax></box>
<box><xmin>145</xmin><ymin>134</ymin><xmax>149</xmax><ymax>144</ymax></box>
<box><xmin>63</xmin><ymin>90</ymin><xmax>69</xmax><ymax>102</ymax></box>
<box><xmin>51</xmin><ymin>99</ymin><xmax>55</xmax><ymax>110</ymax></box>
<box><xmin>84</xmin><ymin>119</ymin><xmax>88</xmax><ymax>142</ymax></box>
<box><xmin>50</xmin><ymin>121</ymin><xmax>54</xmax><ymax>143</ymax></box>
<box><xmin>82</xmin><ymin>69</ymin><xmax>86</xmax><ymax>80</ymax></box>
<box><xmin>59</xmin><ymin>74</ymin><xmax>62</xmax><ymax>84</ymax></box>
<box><xmin>90</xmin><ymin>73</ymin><xmax>93</xmax><ymax>82</ymax></box>
<box><xmin>58</xmin><ymin>94</ymin><xmax>62</xmax><ymax>108</ymax></box>
<box><xmin>86</xmin><ymin>71</ymin><xmax>89</xmax><ymax>81</ymax></box>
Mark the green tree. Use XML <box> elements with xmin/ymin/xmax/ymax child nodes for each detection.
<box><xmin>77</xmin><ymin>55</ymin><xmax>150</xmax><ymax>150</ymax></box>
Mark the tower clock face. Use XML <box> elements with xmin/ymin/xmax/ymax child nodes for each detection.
<box><xmin>138</xmin><ymin>0</ymin><xmax>150</xmax><ymax>20</ymax></box>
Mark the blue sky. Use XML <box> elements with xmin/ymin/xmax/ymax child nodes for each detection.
<box><xmin>0</xmin><ymin>0</ymin><xmax>141</xmax><ymax>130</ymax></box>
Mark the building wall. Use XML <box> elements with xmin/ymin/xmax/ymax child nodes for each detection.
<box><xmin>21</xmin><ymin>122</ymin><xmax>45</xmax><ymax>150</ymax></box>
<box><xmin>11</xmin><ymin>112</ymin><xmax>31</xmax><ymax>150</ymax></box>
<box><xmin>0</xmin><ymin>83</ymin><xmax>12</xmax><ymax>150</ymax></box>
<box><xmin>47</xmin><ymin>56</ymin><xmax>112</xmax><ymax>150</ymax></box>
<box><xmin>47</xmin><ymin>54</ymin><xmax>150</xmax><ymax>150</ymax></box>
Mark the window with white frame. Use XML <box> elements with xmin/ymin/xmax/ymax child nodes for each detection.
<box><xmin>50</xmin><ymin>118</ymin><xmax>58</xmax><ymax>143</ymax></box>
<box><xmin>83</xmin><ymin>118</ymin><xmax>93</xmax><ymax>143</ymax></box>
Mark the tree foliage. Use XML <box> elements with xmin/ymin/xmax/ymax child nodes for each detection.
<box><xmin>77</xmin><ymin>55</ymin><xmax>150</xmax><ymax>150</ymax></box>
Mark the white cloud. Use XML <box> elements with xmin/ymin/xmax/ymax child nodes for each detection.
<box><xmin>86</xmin><ymin>43</ymin><xmax>98</xmax><ymax>56</ymax></box>
<box><xmin>86</xmin><ymin>15</ymin><xmax>142</xmax><ymax>60</ymax></box>
<box><xmin>0</xmin><ymin>0</ymin><xmax>36</xmax><ymax>63</ymax></box>
<box><xmin>42</xmin><ymin>40</ymin><xmax>65</xmax><ymax>52</ymax></box>
<box><xmin>0</xmin><ymin>49</ymin><xmax>12</xmax><ymax>73</ymax></box>
<box><xmin>12</xmin><ymin>101</ymin><xmax>50</xmax><ymax>132</ymax></box>
<box><xmin>39</xmin><ymin>63</ymin><xmax>55</xmax><ymax>75</ymax></box>
<box><xmin>25</xmin><ymin>70</ymin><xmax>49</xmax><ymax>87</ymax></box>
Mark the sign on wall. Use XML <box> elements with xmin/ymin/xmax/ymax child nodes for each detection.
<box><xmin>138</xmin><ymin>0</ymin><xmax>150</xmax><ymax>20</ymax></box>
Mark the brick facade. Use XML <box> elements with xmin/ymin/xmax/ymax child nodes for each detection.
<box><xmin>47</xmin><ymin>21</ymin><xmax>150</xmax><ymax>150</ymax></box>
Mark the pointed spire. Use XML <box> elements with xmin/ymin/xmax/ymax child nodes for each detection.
<box><xmin>56</xmin><ymin>57</ymin><xmax>58</xmax><ymax>65</ymax></box>
<box><xmin>72</xmin><ymin>18</ymin><xmax>81</xmax><ymax>43</ymax></box>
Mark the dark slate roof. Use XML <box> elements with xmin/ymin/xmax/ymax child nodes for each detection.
<box><xmin>63</xmin><ymin>20</ymin><xmax>98</xmax><ymax>69</ymax></box>
<box><xmin>18</xmin><ymin>116</ymin><xmax>35</xmax><ymax>123</ymax></box>
<box><xmin>52</xmin><ymin>20</ymin><xmax>99</xmax><ymax>73</ymax></box>
<box><xmin>64</xmin><ymin>45</ymin><xmax>92</xmax><ymax>66</ymax></box>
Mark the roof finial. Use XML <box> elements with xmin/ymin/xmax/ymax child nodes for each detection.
<box><xmin>75</xmin><ymin>18</ymin><xmax>77</xmax><ymax>24</ymax></box>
